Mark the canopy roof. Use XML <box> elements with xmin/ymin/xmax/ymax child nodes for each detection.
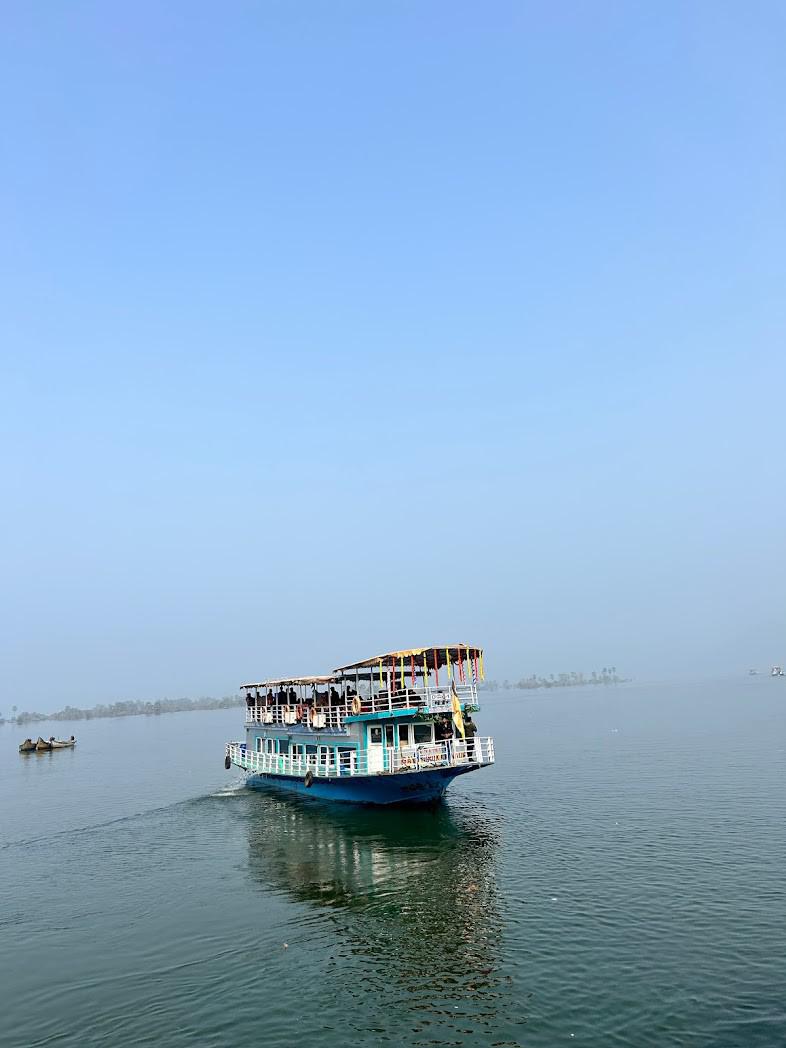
<box><xmin>334</xmin><ymin>645</ymin><xmax>483</xmax><ymax>673</ymax></box>
<box><xmin>241</xmin><ymin>675</ymin><xmax>338</xmax><ymax>690</ymax></box>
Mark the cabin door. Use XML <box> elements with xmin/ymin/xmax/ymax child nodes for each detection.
<box><xmin>367</xmin><ymin>725</ymin><xmax>384</xmax><ymax>772</ymax></box>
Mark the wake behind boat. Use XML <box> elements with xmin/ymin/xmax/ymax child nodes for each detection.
<box><xmin>225</xmin><ymin>645</ymin><xmax>495</xmax><ymax>805</ymax></box>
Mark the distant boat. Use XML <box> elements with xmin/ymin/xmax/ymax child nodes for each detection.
<box><xmin>771</xmin><ymin>666</ymin><xmax>784</xmax><ymax>677</ymax></box>
<box><xmin>19</xmin><ymin>735</ymin><xmax>76</xmax><ymax>753</ymax></box>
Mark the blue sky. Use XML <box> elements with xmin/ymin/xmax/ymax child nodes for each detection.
<box><xmin>2</xmin><ymin>2</ymin><xmax>785</xmax><ymax>705</ymax></box>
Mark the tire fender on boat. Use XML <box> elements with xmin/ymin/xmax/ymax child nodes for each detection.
<box><xmin>224</xmin><ymin>755</ymin><xmax>231</xmax><ymax>770</ymax></box>
<box><xmin>304</xmin><ymin>769</ymin><xmax>314</xmax><ymax>789</ymax></box>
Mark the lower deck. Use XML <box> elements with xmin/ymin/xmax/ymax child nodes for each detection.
<box><xmin>226</xmin><ymin>735</ymin><xmax>495</xmax><ymax>779</ymax></box>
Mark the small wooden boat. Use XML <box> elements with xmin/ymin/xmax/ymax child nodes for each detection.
<box><xmin>34</xmin><ymin>736</ymin><xmax>52</xmax><ymax>751</ymax></box>
<box><xmin>50</xmin><ymin>737</ymin><xmax>76</xmax><ymax>749</ymax></box>
<box><xmin>18</xmin><ymin>738</ymin><xmax>37</xmax><ymax>753</ymax></box>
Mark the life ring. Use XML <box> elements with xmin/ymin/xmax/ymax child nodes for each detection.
<box><xmin>296</xmin><ymin>704</ymin><xmax>304</xmax><ymax>720</ymax></box>
<box><xmin>304</xmin><ymin>769</ymin><xmax>314</xmax><ymax>789</ymax></box>
<box><xmin>351</xmin><ymin>696</ymin><xmax>362</xmax><ymax>715</ymax></box>
<box><xmin>224</xmin><ymin>754</ymin><xmax>231</xmax><ymax>770</ymax></box>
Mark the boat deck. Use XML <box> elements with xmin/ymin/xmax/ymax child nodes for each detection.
<box><xmin>226</xmin><ymin>736</ymin><xmax>494</xmax><ymax>780</ymax></box>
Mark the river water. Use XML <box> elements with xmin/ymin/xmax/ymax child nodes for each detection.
<box><xmin>1</xmin><ymin>679</ymin><xmax>784</xmax><ymax>1047</ymax></box>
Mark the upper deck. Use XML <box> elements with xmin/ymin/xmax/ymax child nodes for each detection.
<box><xmin>242</xmin><ymin>645</ymin><xmax>485</xmax><ymax>734</ymax></box>
<box><xmin>244</xmin><ymin>680</ymin><xmax>480</xmax><ymax>731</ymax></box>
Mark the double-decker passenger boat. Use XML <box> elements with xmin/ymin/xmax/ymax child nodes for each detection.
<box><xmin>224</xmin><ymin>645</ymin><xmax>495</xmax><ymax>805</ymax></box>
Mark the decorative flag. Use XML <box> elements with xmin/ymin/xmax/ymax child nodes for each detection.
<box><xmin>423</xmin><ymin>652</ymin><xmax>428</xmax><ymax>689</ymax></box>
<box><xmin>473</xmin><ymin>651</ymin><xmax>478</xmax><ymax>681</ymax></box>
<box><xmin>411</xmin><ymin>654</ymin><xmax>415</xmax><ymax>687</ymax></box>
<box><xmin>434</xmin><ymin>649</ymin><xmax>439</xmax><ymax>687</ymax></box>
<box><xmin>446</xmin><ymin>647</ymin><xmax>452</xmax><ymax>679</ymax></box>
<box><xmin>379</xmin><ymin>660</ymin><xmax>383</xmax><ymax>688</ymax></box>
<box><xmin>479</xmin><ymin>651</ymin><xmax>485</xmax><ymax>680</ymax></box>
<box><xmin>451</xmin><ymin>679</ymin><xmax>466</xmax><ymax>739</ymax></box>
<box><xmin>399</xmin><ymin>654</ymin><xmax>404</xmax><ymax>690</ymax></box>
<box><xmin>458</xmin><ymin>647</ymin><xmax>465</xmax><ymax>683</ymax></box>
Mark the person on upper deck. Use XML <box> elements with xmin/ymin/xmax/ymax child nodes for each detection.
<box><xmin>277</xmin><ymin>686</ymin><xmax>286</xmax><ymax>704</ymax></box>
<box><xmin>266</xmin><ymin>689</ymin><xmax>274</xmax><ymax>704</ymax></box>
<box><xmin>288</xmin><ymin>687</ymin><xmax>297</xmax><ymax>703</ymax></box>
<box><xmin>329</xmin><ymin>687</ymin><xmax>340</xmax><ymax>705</ymax></box>
<box><xmin>245</xmin><ymin>691</ymin><xmax>255</xmax><ymax>708</ymax></box>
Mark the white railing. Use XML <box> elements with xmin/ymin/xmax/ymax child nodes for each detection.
<box><xmin>225</xmin><ymin>736</ymin><xmax>494</xmax><ymax>779</ymax></box>
<box><xmin>243</xmin><ymin>682</ymin><xmax>479</xmax><ymax>728</ymax></box>
<box><xmin>245</xmin><ymin>704</ymin><xmax>346</xmax><ymax>730</ymax></box>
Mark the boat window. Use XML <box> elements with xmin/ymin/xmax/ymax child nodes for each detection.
<box><xmin>278</xmin><ymin>739</ymin><xmax>290</xmax><ymax>755</ymax></box>
<box><xmin>256</xmin><ymin>737</ymin><xmax>263</xmax><ymax>752</ymax></box>
<box><xmin>398</xmin><ymin>724</ymin><xmax>411</xmax><ymax>745</ymax></box>
<box><xmin>413</xmin><ymin>723</ymin><xmax>433</xmax><ymax>744</ymax></box>
<box><xmin>266</xmin><ymin>739</ymin><xmax>275</xmax><ymax>754</ymax></box>
<box><xmin>385</xmin><ymin>724</ymin><xmax>395</xmax><ymax>748</ymax></box>
<box><xmin>318</xmin><ymin>746</ymin><xmax>335</xmax><ymax>769</ymax></box>
<box><xmin>291</xmin><ymin>744</ymin><xmax>304</xmax><ymax>760</ymax></box>
<box><xmin>369</xmin><ymin>726</ymin><xmax>383</xmax><ymax>745</ymax></box>
<box><xmin>337</xmin><ymin>747</ymin><xmax>355</xmax><ymax>772</ymax></box>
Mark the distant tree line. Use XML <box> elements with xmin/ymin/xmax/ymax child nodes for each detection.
<box><xmin>480</xmin><ymin>668</ymin><xmax>626</xmax><ymax>691</ymax></box>
<box><xmin>0</xmin><ymin>695</ymin><xmax>243</xmax><ymax>726</ymax></box>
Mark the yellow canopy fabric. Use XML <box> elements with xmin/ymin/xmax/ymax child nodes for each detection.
<box><xmin>334</xmin><ymin>645</ymin><xmax>483</xmax><ymax>673</ymax></box>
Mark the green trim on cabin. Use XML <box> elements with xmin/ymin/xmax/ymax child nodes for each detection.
<box><xmin>344</xmin><ymin>707</ymin><xmax>420</xmax><ymax>723</ymax></box>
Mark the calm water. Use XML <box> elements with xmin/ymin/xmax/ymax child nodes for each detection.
<box><xmin>1</xmin><ymin>680</ymin><xmax>784</xmax><ymax>1047</ymax></box>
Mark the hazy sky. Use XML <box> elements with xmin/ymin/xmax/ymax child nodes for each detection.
<box><xmin>2</xmin><ymin>2</ymin><xmax>785</xmax><ymax>707</ymax></box>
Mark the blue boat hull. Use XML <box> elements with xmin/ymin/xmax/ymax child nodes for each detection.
<box><xmin>244</xmin><ymin>765</ymin><xmax>477</xmax><ymax>805</ymax></box>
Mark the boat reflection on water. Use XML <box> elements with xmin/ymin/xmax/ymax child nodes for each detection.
<box><xmin>244</xmin><ymin>793</ymin><xmax>526</xmax><ymax>1042</ymax></box>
